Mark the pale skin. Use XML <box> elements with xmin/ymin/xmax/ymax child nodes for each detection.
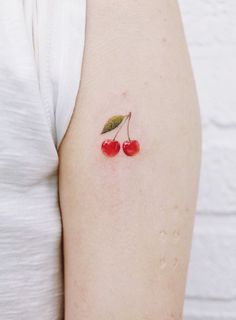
<box><xmin>59</xmin><ymin>0</ymin><xmax>201</xmax><ymax>319</ymax></box>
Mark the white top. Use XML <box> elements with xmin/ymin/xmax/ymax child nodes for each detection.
<box><xmin>0</xmin><ymin>1</ymin><xmax>86</xmax><ymax>319</ymax></box>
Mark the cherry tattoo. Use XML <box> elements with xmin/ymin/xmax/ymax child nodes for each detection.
<box><xmin>101</xmin><ymin>139</ymin><xmax>120</xmax><ymax>157</ymax></box>
<box><xmin>101</xmin><ymin>112</ymin><xmax>140</xmax><ymax>157</ymax></box>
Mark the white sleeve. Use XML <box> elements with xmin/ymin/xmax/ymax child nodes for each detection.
<box><xmin>52</xmin><ymin>0</ymin><xmax>86</xmax><ymax>148</ymax></box>
<box><xmin>30</xmin><ymin>0</ymin><xmax>86</xmax><ymax>148</ymax></box>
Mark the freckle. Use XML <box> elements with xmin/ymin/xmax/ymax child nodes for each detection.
<box><xmin>160</xmin><ymin>257</ymin><xmax>167</xmax><ymax>269</ymax></box>
<box><xmin>162</xmin><ymin>37</ymin><xmax>167</xmax><ymax>43</ymax></box>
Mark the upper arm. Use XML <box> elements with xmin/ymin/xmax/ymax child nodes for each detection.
<box><xmin>59</xmin><ymin>1</ymin><xmax>201</xmax><ymax>319</ymax></box>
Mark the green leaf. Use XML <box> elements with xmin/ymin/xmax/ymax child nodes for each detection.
<box><xmin>101</xmin><ymin>115</ymin><xmax>125</xmax><ymax>134</ymax></box>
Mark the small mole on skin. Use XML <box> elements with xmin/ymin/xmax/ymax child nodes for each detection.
<box><xmin>121</xmin><ymin>90</ymin><xmax>128</xmax><ymax>98</ymax></box>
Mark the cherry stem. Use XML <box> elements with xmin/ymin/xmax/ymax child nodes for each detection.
<box><xmin>127</xmin><ymin>112</ymin><xmax>131</xmax><ymax>141</ymax></box>
<box><xmin>113</xmin><ymin>112</ymin><xmax>131</xmax><ymax>141</ymax></box>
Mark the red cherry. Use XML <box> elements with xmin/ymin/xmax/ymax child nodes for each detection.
<box><xmin>122</xmin><ymin>140</ymin><xmax>140</xmax><ymax>156</ymax></box>
<box><xmin>101</xmin><ymin>139</ymin><xmax>120</xmax><ymax>157</ymax></box>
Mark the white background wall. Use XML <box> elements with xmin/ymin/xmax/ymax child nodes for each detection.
<box><xmin>178</xmin><ymin>1</ymin><xmax>236</xmax><ymax>319</ymax></box>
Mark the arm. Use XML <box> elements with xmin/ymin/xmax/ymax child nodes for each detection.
<box><xmin>59</xmin><ymin>1</ymin><xmax>201</xmax><ymax>319</ymax></box>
